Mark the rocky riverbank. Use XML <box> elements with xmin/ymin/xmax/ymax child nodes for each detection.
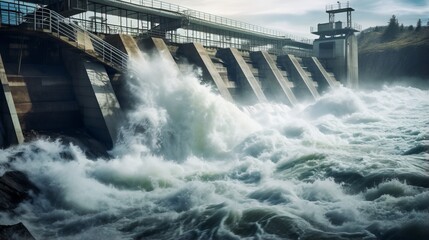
<box><xmin>0</xmin><ymin>171</ymin><xmax>38</xmax><ymax>240</ymax></box>
<box><xmin>0</xmin><ymin>131</ymin><xmax>111</xmax><ymax>240</ymax></box>
<box><xmin>358</xmin><ymin>27</ymin><xmax>429</xmax><ymax>88</ymax></box>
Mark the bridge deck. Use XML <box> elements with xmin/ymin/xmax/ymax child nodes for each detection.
<box><xmin>17</xmin><ymin>0</ymin><xmax>313</xmax><ymax>52</ymax></box>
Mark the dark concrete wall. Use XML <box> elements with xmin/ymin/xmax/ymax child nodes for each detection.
<box><xmin>0</xmin><ymin>54</ymin><xmax>23</xmax><ymax>147</ymax></box>
<box><xmin>0</xmin><ymin>30</ymin><xmax>124</xmax><ymax>149</ymax></box>
<box><xmin>0</xmin><ymin>34</ymin><xmax>82</xmax><ymax>138</ymax></box>
<box><xmin>63</xmin><ymin>51</ymin><xmax>123</xmax><ymax>149</ymax></box>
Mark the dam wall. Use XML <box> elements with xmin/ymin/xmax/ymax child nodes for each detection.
<box><xmin>0</xmin><ymin>31</ymin><xmax>123</xmax><ymax>149</ymax></box>
<box><xmin>0</xmin><ymin>29</ymin><xmax>337</xmax><ymax>149</ymax></box>
<box><xmin>0</xmin><ymin>35</ymin><xmax>83</xmax><ymax>139</ymax></box>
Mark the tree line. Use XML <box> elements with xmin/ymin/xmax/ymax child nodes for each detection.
<box><xmin>381</xmin><ymin>15</ymin><xmax>427</xmax><ymax>41</ymax></box>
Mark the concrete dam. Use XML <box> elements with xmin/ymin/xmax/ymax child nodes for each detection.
<box><xmin>0</xmin><ymin>0</ymin><xmax>359</xmax><ymax>150</ymax></box>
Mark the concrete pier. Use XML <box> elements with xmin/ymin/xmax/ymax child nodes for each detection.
<box><xmin>346</xmin><ymin>35</ymin><xmax>359</xmax><ymax>89</ymax></box>
<box><xmin>217</xmin><ymin>48</ymin><xmax>267</xmax><ymax>104</ymax></box>
<box><xmin>178</xmin><ymin>43</ymin><xmax>233</xmax><ymax>102</ymax></box>
<box><xmin>250</xmin><ymin>51</ymin><xmax>297</xmax><ymax>106</ymax></box>
<box><xmin>8</xmin><ymin>67</ymin><xmax>81</xmax><ymax>131</ymax></box>
<box><xmin>105</xmin><ymin>34</ymin><xmax>144</xmax><ymax>62</ymax></box>
<box><xmin>76</xmin><ymin>30</ymin><xmax>95</xmax><ymax>52</ymax></box>
<box><xmin>63</xmin><ymin>51</ymin><xmax>123</xmax><ymax>149</ymax></box>
<box><xmin>104</xmin><ymin>34</ymin><xmax>144</xmax><ymax>110</ymax></box>
<box><xmin>141</xmin><ymin>37</ymin><xmax>177</xmax><ymax>68</ymax></box>
<box><xmin>0</xmin><ymin>54</ymin><xmax>24</xmax><ymax>147</ymax></box>
<box><xmin>278</xmin><ymin>54</ymin><xmax>320</xmax><ymax>100</ymax></box>
<box><xmin>304</xmin><ymin>57</ymin><xmax>339</xmax><ymax>91</ymax></box>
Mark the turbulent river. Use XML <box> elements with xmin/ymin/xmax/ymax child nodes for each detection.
<box><xmin>0</xmin><ymin>55</ymin><xmax>428</xmax><ymax>240</ymax></box>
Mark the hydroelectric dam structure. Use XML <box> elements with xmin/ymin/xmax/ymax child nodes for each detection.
<box><xmin>0</xmin><ymin>0</ymin><xmax>359</xmax><ymax>149</ymax></box>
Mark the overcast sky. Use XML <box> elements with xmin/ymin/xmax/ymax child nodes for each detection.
<box><xmin>165</xmin><ymin>0</ymin><xmax>429</xmax><ymax>39</ymax></box>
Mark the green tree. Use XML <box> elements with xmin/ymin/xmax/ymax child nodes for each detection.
<box><xmin>400</xmin><ymin>24</ymin><xmax>404</xmax><ymax>31</ymax></box>
<box><xmin>416</xmin><ymin>19</ymin><xmax>422</xmax><ymax>31</ymax></box>
<box><xmin>408</xmin><ymin>25</ymin><xmax>414</xmax><ymax>31</ymax></box>
<box><xmin>382</xmin><ymin>15</ymin><xmax>399</xmax><ymax>41</ymax></box>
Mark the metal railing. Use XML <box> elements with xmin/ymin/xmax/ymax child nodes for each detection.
<box><xmin>326</xmin><ymin>1</ymin><xmax>350</xmax><ymax>11</ymax></box>
<box><xmin>310</xmin><ymin>22</ymin><xmax>361</xmax><ymax>33</ymax></box>
<box><xmin>114</xmin><ymin>0</ymin><xmax>311</xmax><ymax>44</ymax></box>
<box><xmin>67</xmin><ymin>17</ymin><xmax>307</xmax><ymax>54</ymax></box>
<box><xmin>0</xmin><ymin>0</ymin><xmax>129</xmax><ymax>71</ymax></box>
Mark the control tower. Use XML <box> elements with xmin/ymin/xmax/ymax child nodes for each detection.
<box><xmin>311</xmin><ymin>1</ymin><xmax>359</xmax><ymax>88</ymax></box>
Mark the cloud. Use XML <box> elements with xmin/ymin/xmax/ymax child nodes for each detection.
<box><xmin>367</xmin><ymin>0</ymin><xmax>429</xmax><ymax>15</ymax></box>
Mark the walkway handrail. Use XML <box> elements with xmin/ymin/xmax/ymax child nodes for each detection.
<box><xmin>115</xmin><ymin>0</ymin><xmax>311</xmax><ymax>44</ymax></box>
<box><xmin>326</xmin><ymin>1</ymin><xmax>351</xmax><ymax>11</ymax></box>
<box><xmin>0</xmin><ymin>0</ymin><xmax>129</xmax><ymax>71</ymax></box>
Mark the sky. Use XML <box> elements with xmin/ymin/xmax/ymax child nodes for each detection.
<box><xmin>164</xmin><ymin>0</ymin><xmax>429</xmax><ymax>39</ymax></box>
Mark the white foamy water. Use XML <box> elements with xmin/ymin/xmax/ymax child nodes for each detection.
<box><xmin>0</xmin><ymin>54</ymin><xmax>428</xmax><ymax>240</ymax></box>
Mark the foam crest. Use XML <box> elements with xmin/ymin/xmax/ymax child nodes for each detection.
<box><xmin>364</xmin><ymin>179</ymin><xmax>420</xmax><ymax>201</ymax></box>
<box><xmin>302</xmin><ymin>87</ymin><xmax>366</xmax><ymax>119</ymax></box>
<box><xmin>0</xmin><ymin>52</ymin><xmax>428</xmax><ymax>240</ymax></box>
<box><xmin>121</xmin><ymin>55</ymin><xmax>261</xmax><ymax>160</ymax></box>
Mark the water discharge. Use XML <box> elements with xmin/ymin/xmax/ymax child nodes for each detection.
<box><xmin>0</xmin><ymin>54</ymin><xmax>428</xmax><ymax>240</ymax></box>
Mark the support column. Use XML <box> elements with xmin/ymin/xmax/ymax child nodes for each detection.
<box><xmin>105</xmin><ymin>34</ymin><xmax>143</xmax><ymax>62</ymax></box>
<box><xmin>63</xmin><ymin>51</ymin><xmax>123</xmax><ymax>149</ymax></box>
<box><xmin>178</xmin><ymin>43</ymin><xmax>233</xmax><ymax>102</ymax></box>
<box><xmin>304</xmin><ymin>57</ymin><xmax>339</xmax><ymax>91</ymax></box>
<box><xmin>217</xmin><ymin>48</ymin><xmax>267</xmax><ymax>104</ymax></box>
<box><xmin>140</xmin><ymin>37</ymin><xmax>177</xmax><ymax>68</ymax></box>
<box><xmin>0</xmin><ymin>53</ymin><xmax>24</xmax><ymax>147</ymax></box>
<box><xmin>250</xmin><ymin>51</ymin><xmax>297</xmax><ymax>106</ymax></box>
<box><xmin>76</xmin><ymin>30</ymin><xmax>95</xmax><ymax>52</ymax></box>
<box><xmin>346</xmin><ymin>35</ymin><xmax>359</xmax><ymax>89</ymax></box>
<box><xmin>278</xmin><ymin>54</ymin><xmax>320</xmax><ymax>100</ymax></box>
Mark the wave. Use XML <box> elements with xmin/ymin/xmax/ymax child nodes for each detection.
<box><xmin>0</xmin><ymin>55</ymin><xmax>428</xmax><ymax>239</ymax></box>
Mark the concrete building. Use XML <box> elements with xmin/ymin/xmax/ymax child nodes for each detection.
<box><xmin>311</xmin><ymin>1</ymin><xmax>359</xmax><ymax>88</ymax></box>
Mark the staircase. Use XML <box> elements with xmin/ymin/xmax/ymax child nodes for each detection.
<box><xmin>0</xmin><ymin>0</ymin><xmax>129</xmax><ymax>72</ymax></box>
<box><xmin>294</xmin><ymin>57</ymin><xmax>319</xmax><ymax>89</ymax></box>
<box><xmin>241</xmin><ymin>52</ymin><xmax>263</xmax><ymax>91</ymax></box>
<box><xmin>206</xmin><ymin>48</ymin><xmax>237</xmax><ymax>96</ymax></box>
<box><xmin>302</xmin><ymin>57</ymin><xmax>339</xmax><ymax>91</ymax></box>
<box><xmin>270</xmin><ymin>54</ymin><xmax>295</xmax><ymax>89</ymax></box>
<box><xmin>277</xmin><ymin>54</ymin><xmax>320</xmax><ymax>100</ymax></box>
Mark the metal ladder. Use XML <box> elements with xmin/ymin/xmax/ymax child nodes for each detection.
<box><xmin>0</xmin><ymin>0</ymin><xmax>129</xmax><ymax>72</ymax></box>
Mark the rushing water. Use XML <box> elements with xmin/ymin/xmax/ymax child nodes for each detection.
<box><xmin>0</xmin><ymin>54</ymin><xmax>428</xmax><ymax>240</ymax></box>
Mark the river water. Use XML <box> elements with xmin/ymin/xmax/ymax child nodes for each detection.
<box><xmin>0</xmin><ymin>55</ymin><xmax>428</xmax><ymax>240</ymax></box>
